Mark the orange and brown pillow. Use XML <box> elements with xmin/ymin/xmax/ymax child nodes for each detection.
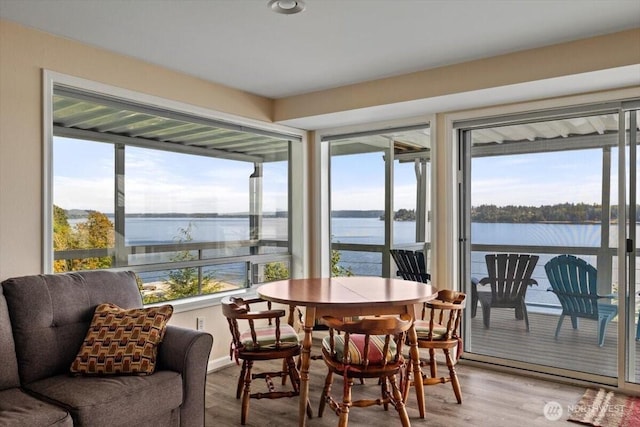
<box><xmin>70</xmin><ymin>303</ymin><xmax>173</xmax><ymax>375</ymax></box>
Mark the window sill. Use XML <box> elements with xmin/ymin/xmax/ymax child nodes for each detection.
<box><xmin>144</xmin><ymin>287</ymin><xmax>260</xmax><ymax>314</ymax></box>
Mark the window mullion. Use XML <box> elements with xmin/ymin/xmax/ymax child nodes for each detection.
<box><xmin>114</xmin><ymin>144</ymin><xmax>126</xmax><ymax>267</ymax></box>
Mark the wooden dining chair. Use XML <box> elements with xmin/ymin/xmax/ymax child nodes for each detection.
<box><xmin>403</xmin><ymin>290</ymin><xmax>466</xmax><ymax>407</ymax></box>
<box><xmin>222</xmin><ymin>296</ymin><xmax>311</xmax><ymax>425</ymax></box>
<box><xmin>318</xmin><ymin>314</ymin><xmax>413</xmax><ymax>427</ymax></box>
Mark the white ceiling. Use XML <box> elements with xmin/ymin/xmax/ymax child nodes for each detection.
<box><xmin>1</xmin><ymin>0</ymin><xmax>639</xmax><ymax>129</ymax></box>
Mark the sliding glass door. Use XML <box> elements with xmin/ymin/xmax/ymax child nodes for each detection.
<box><xmin>624</xmin><ymin>107</ymin><xmax>640</xmax><ymax>386</ymax></box>
<box><xmin>458</xmin><ymin>103</ymin><xmax>640</xmax><ymax>385</ymax></box>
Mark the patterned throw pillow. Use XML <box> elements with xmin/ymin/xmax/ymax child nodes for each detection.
<box><xmin>70</xmin><ymin>303</ymin><xmax>173</xmax><ymax>375</ymax></box>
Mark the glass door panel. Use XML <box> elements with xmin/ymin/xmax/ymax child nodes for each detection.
<box><xmin>328</xmin><ymin>126</ymin><xmax>430</xmax><ymax>278</ymax></box>
<box><xmin>625</xmin><ymin>109</ymin><xmax>640</xmax><ymax>385</ymax></box>
<box><xmin>462</xmin><ymin>112</ymin><xmax>620</xmax><ymax>379</ymax></box>
<box><xmin>393</xmin><ymin>160</ymin><xmax>418</xmax><ymax>244</ymax></box>
<box><xmin>392</xmin><ymin>128</ymin><xmax>432</xmax><ymax>275</ymax></box>
<box><xmin>331</xmin><ymin>146</ymin><xmax>386</xmax><ymax>276</ymax></box>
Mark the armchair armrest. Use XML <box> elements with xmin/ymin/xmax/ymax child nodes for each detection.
<box><xmin>427</xmin><ymin>299</ymin><xmax>466</xmax><ymax>310</ymax></box>
<box><xmin>238</xmin><ymin>309</ymin><xmax>287</xmax><ymax>320</ymax></box>
<box><xmin>158</xmin><ymin>325</ymin><xmax>213</xmax><ymax>427</ymax></box>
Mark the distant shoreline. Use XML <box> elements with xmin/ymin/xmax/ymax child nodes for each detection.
<box><xmin>65</xmin><ymin>209</ymin><xmax>386</xmax><ymax>220</ymax></box>
<box><xmin>67</xmin><ymin>212</ymin><xmax>288</xmax><ymax>219</ymax></box>
<box><xmin>63</xmin><ymin>207</ymin><xmax>638</xmax><ymax>224</ymax></box>
<box><xmin>66</xmin><ymin>215</ymin><xmax>635</xmax><ymax>225</ymax></box>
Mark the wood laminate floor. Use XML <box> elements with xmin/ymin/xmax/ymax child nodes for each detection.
<box><xmin>205</xmin><ymin>342</ymin><xmax>590</xmax><ymax>426</ymax></box>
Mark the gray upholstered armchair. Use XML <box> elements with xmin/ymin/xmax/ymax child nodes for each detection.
<box><xmin>0</xmin><ymin>270</ymin><xmax>213</xmax><ymax>427</ymax></box>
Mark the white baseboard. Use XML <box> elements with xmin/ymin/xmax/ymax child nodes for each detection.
<box><xmin>208</xmin><ymin>355</ymin><xmax>235</xmax><ymax>373</ymax></box>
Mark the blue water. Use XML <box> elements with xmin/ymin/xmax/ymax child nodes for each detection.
<box><xmin>333</xmin><ymin>219</ymin><xmax>608</xmax><ymax>273</ymax></box>
<box><xmin>471</xmin><ymin>222</ymin><xmax>608</xmax><ymax>247</ymax></box>
<box><xmin>333</xmin><ymin>220</ymin><xmax>619</xmax><ymax>309</ymax></box>
<box><xmin>69</xmin><ymin>217</ymin><xmax>622</xmax><ymax>306</ymax></box>
<box><xmin>71</xmin><ymin>217</ymin><xmax>608</xmax><ymax>248</ymax></box>
<box><xmin>123</xmin><ymin>217</ymin><xmax>288</xmax><ymax>245</ymax></box>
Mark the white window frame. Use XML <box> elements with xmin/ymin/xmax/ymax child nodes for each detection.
<box><xmin>42</xmin><ymin>70</ymin><xmax>308</xmax><ymax>310</ymax></box>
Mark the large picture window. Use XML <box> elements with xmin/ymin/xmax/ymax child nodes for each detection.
<box><xmin>50</xmin><ymin>86</ymin><xmax>296</xmax><ymax>304</ymax></box>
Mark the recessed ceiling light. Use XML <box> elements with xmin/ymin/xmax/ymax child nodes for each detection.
<box><xmin>268</xmin><ymin>0</ymin><xmax>306</xmax><ymax>15</ymax></box>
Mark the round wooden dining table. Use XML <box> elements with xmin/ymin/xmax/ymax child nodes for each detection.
<box><xmin>258</xmin><ymin>276</ymin><xmax>436</xmax><ymax>427</ymax></box>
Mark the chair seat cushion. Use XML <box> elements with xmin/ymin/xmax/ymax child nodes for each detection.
<box><xmin>413</xmin><ymin>320</ymin><xmax>447</xmax><ymax>340</ymax></box>
<box><xmin>322</xmin><ymin>334</ymin><xmax>395</xmax><ymax>365</ymax></box>
<box><xmin>24</xmin><ymin>370</ymin><xmax>182</xmax><ymax>427</ymax></box>
<box><xmin>239</xmin><ymin>323</ymin><xmax>299</xmax><ymax>351</ymax></box>
<box><xmin>0</xmin><ymin>388</ymin><xmax>72</xmax><ymax>427</ymax></box>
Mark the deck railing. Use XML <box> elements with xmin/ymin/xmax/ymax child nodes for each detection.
<box><xmin>54</xmin><ymin>238</ymin><xmax>292</xmax><ymax>292</ymax></box>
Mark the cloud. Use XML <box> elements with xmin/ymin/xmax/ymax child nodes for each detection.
<box><xmin>472</xmin><ymin>175</ymin><xmax>606</xmax><ymax>206</ymax></box>
<box><xmin>55</xmin><ymin>147</ymin><xmax>288</xmax><ymax>213</ymax></box>
<box><xmin>54</xmin><ymin>176</ymin><xmax>114</xmax><ymax>212</ymax></box>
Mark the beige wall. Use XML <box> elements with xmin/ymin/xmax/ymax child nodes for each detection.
<box><xmin>274</xmin><ymin>28</ymin><xmax>640</xmax><ymax>121</ymax></box>
<box><xmin>1</xmin><ymin>19</ymin><xmax>639</xmax><ymax>366</ymax></box>
<box><xmin>0</xmin><ymin>20</ymin><xmax>273</xmax><ymax>278</ymax></box>
<box><xmin>2</xmin><ymin>19</ymin><xmax>638</xmax><ymax>278</ymax></box>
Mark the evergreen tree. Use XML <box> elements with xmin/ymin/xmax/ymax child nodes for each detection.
<box><xmin>263</xmin><ymin>261</ymin><xmax>289</xmax><ymax>281</ymax></box>
<box><xmin>331</xmin><ymin>249</ymin><xmax>353</xmax><ymax>277</ymax></box>
<box><xmin>163</xmin><ymin>224</ymin><xmax>223</xmax><ymax>300</ymax></box>
<box><xmin>263</xmin><ymin>248</ymin><xmax>353</xmax><ymax>280</ymax></box>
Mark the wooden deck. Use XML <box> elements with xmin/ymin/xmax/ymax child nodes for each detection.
<box><xmin>467</xmin><ymin>307</ymin><xmax>640</xmax><ymax>379</ymax></box>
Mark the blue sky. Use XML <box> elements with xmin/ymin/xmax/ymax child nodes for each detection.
<box><xmin>330</xmin><ymin>148</ymin><xmax>615</xmax><ymax>211</ymax></box>
<box><xmin>55</xmin><ymin>136</ymin><xmax>620</xmax><ymax>214</ymax></box>
<box><xmin>472</xmin><ymin>149</ymin><xmax>612</xmax><ymax>207</ymax></box>
<box><xmin>331</xmin><ymin>151</ymin><xmax>418</xmax><ymax>211</ymax></box>
<box><xmin>53</xmin><ymin>137</ymin><xmax>288</xmax><ymax>214</ymax></box>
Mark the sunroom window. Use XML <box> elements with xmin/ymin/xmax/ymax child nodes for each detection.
<box><xmin>51</xmin><ymin>86</ymin><xmax>297</xmax><ymax>304</ymax></box>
